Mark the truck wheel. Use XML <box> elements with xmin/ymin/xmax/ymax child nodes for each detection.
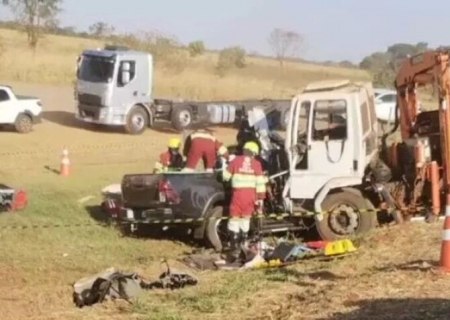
<box><xmin>205</xmin><ymin>206</ymin><xmax>229</xmax><ymax>252</ymax></box>
<box><xmin>125</xmin><ymin>106</ymin><xmax>148</xmax><ymax>135</ymax></box>
<box><xmin>171</xmin><ymin>105</ymin><xmax>193</xmax><ymax>131</ymax></box>
<box><xmin>316</xmin><ymin>191</ymin><xmax>377</xmax><ymax>241</ymax></box>
<box><xmin>15</xmin><ymin>114</ymin><xmax>33</xmax><ymax>133</ymax></box>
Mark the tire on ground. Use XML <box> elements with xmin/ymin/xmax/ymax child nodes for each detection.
<box><xmin>125</xmin><ymin>105</ymin><xmax>149</xmax><ymax>135</ymax></box>
<box><xmin>14</xmin><ymin>113</ymin><xmax>33</xmax><ymax>133</ymax></box>
<box><xmin>316</xmin><ymin>190</ymin><xmax>377</xmax><ymax>241</ymax></box>
<box><xmin>171</xmin><ymin>105</ymin><xmax>193</xmax><ymax>131</ymax></box>
<box><xmin>205</xmin><ymin>205</ymin><xmax>227</xmax><ymax>252</ymax></box>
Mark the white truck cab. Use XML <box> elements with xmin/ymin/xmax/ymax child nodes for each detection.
<box><xmin>0</xmin><ymin>85</ymin><xmax>42</xmax><ymax>133</ymax></box>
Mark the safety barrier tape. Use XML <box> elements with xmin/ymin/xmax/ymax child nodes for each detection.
<box><xmin>1</xmin><ymin>158</ymin><xmax>152</xmax><ymax>172</ymax></box>
<box><xmin>0</xmin><ymin>206</ymin><xmax>434</xmax><ymax>230</ymax></box>
<box><xmin>0</xmin><ymin>222</ymin><xmax>110</xmax><ymax>230</ymax></box>
<box><xmin>0</xmin><ymin>141</ymin><xmax>165</xmax><ymax>157</ymax></box>
<box><xmin>126</xmin><ymin>206</ymin><xmax>431</xmax><ymax>224</ymax></box>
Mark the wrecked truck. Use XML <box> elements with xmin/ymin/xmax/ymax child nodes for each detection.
<box><xmin>118</xmin><ymin>80</ymin><xmax>399</xmax><ymax>251</ymax></box>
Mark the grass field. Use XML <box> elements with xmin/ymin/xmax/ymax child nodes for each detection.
<box><xmin>0</xmin><ymin>28</ymin><xmax>448</xmax><ymax>320</ymax></box>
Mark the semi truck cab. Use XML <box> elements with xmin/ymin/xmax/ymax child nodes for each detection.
<box><xmin>75</xmin><ymin>46</ymin><xmax>154</xmax><ymax>134</ymax></box>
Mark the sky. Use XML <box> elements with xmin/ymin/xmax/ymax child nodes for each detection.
<box><xmin>1</xmin><ymin>0</ymin><xmax>450</xmax><ymax>63</ymax></box>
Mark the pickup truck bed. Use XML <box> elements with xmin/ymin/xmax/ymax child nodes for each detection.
<box><xmin>120</xmin><ymin>172</ymin><xmax>228</xmax><ymax>224</ymax></box>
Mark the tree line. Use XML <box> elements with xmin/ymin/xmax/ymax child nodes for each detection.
<box><xmin>0</xmin><ymin>0</ymin><xmax>438</xmax><ymax>86</ymax></box>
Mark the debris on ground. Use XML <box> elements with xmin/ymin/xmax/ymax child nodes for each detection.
<box><xmin>0</xmin><ymin>184</ymin><xmax>27</xmax><ymax>212</ymax></box>
<box><xmin>72</xmin><ymin>261</ymin><xmax>198</xmax><ymax>308</ymax></box>
<box><xmin>209</xmin><ymin>238</ymin><xmax>358</xmax><ymax>271</ymax></box>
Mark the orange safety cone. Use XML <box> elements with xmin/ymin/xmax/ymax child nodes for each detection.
<box><xmin>439</xmin><ymin>194</ymin><xmax>450</xmax><ymax>271</ymax></box>
<box><xmin>60</xmin><ymin>147</ymin><xmax>70</xmax><ymax>176</ymax></box>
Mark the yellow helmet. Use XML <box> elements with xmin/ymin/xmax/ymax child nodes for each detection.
<box><xmin>243</xmin><ymin>141</ymin><xmax>259</xmax><ymax>154</ymax></box>
<box><xmin>168</xmin><ymin>137</ymin><xmax>181</xmax><ymax>149</ymax></box>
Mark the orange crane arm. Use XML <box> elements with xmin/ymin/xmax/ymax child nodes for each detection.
<box><xmin>394</xmin><ymin>49</ymin><xmax>450</xmax><ymax>191</ymax></box>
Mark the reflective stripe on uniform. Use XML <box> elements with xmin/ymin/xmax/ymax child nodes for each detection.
<box><xmin>217</xmin><ymin>145</ymin><xmax>228</xmax><ymax>156</ymax></box>
<box><xmin>154</xmin><ymin>161</ymin><xmax>166</xmax><ymax>173</ymax></box>
<box><xmin>255</xmin><ymin>175</ymin><xmax>266</xmax><ymax>193</ymax></box>
<box><xmin>223</xmin><ymin>168</ymin><xmax>232</xmax><ymax>181</ymax></box>
<box><xmin>231</xmin><ymin>173</ymin><xmax>258</xmax><ymax>189</ymax></box>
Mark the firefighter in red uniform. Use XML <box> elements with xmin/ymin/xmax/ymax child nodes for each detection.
<box><xmin>153</xmin><ymin>137</ymin><xmax>184</xmax><ymax>173</ymax></box>
<box><xmin>182</xmin><ymin>128</ymin><xmax>229</xmax><ymax>172</ymax></box>
<box><xmin>222</xmin><ymin>141</ymin><xmax>266</xmax><ymax>261</ymax></box>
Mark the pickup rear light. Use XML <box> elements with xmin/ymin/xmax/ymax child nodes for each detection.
<box><xmin>158</xmin><ymin>179</ymin><xmax>180</xmax><ymax>204</ymax></box>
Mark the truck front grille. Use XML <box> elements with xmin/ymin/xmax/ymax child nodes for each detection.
<box><xmin>78</xmin><ymin>93</ymin><xmax>102</xmax><ymax>106</ymax></box>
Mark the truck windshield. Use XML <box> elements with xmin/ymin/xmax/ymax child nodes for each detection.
<box><xmin>78</xmin><ymin>55</ymin><xmax>115</xmax><ymax>83</ymax></box>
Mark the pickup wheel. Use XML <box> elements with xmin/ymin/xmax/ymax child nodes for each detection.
<box><xmin>171</xmin><ymin>105</ymin><xmax>193</xmax><ymax>131</ymax></box>
<box><xmin>316</xmin><ymin>191</ymin><xmax>377</xmax><ymax>241</ymax></box>
<box><xmin>205</xmin><ymin>206</ymin><xmax>229</xmax><ymax>252</ymax></box>
<box><xmin>15</xmin><ymin>114</ymin><xmax>33</xmax><ymax>133</ymax></box>
<box><xmin>125</xmin><ymin>105</ymin><xmax>148</xmax><ymax>135</ymax></box>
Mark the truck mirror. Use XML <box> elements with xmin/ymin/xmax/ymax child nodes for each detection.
<box><xmin>121</xmin><ymin>71</ymin><xmax>130</xmax><ymax>84</ymax></box>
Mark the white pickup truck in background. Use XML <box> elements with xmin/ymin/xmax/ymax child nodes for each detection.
<box><xmin>0</xmin><ymin>85</ymin><xmax>42</xmax><ymax>133</ymax></box>
<box><xmin>374</xmin><ymin>88</ymin><xmax>422</xmax><ymax>124</ymax></box>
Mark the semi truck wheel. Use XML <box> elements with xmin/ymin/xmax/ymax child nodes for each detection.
<box><xmin>125</xmin><ymin>106</ymin><xmax>148</xmax><ymax>135</ymax></box>
<box><xmin>205</xmin><ymin>206</ymin><xmax>229</xmax><ymax>252</ymax></box>
<box><xmin>171</xmin><ymin>105</ymin><xmax>193</xmax><ymax>131</ymax></box>
<box><xmin>15</xmin><ymin>114</ymin><xmax>33</xmax><ymax>133</ymax></box>
<box><xmin>315</xmin><ymin>190</ymin><xmax>377</xmax><ymax>241</ymax></box>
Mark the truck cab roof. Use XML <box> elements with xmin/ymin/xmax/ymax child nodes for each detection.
<box><xmin>82</xmin><ymin>47</ymin><xmax>150</xmax><ymax>58</ymax></box>
<box><xmin>0</xmin><ymin>84</ymin><xmax>12</xmax><ymax>90</ymax></box>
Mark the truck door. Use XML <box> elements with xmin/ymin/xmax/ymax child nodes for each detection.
<box><xmin>287</xmin><ymin>97</ymin><xmax>355</xmax><ymax>199</ymax></box>
<box><xmin>0</xmin><ymin>88</ymin><xmax>17</xmax><ymax>124</ymax></box>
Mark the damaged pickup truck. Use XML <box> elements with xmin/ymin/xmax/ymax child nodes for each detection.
<box><xmin>119</xmin><ymin>80</ymin><xmax>396</xmax><ymax>251</ymax></box>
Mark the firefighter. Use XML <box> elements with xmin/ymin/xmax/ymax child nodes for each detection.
<box><xmin>222</xmin><ymin>141</ymin><xmax>266</xmax><ymax>261</ymax></box>
<box><xmin>182</xmin><ymin>128</ymin><xmax>229</xmax><ymax>172</ymax></box>
<box><xmin>153</xmin><ymin>137</ymin><xmax>184</xmax><ymax>173</ymax></box>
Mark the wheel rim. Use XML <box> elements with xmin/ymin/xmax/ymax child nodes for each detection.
<box><xmin>327</xmin><ymin>203</ymin><xmax>360</xmax><ymax>235</ymax></box>
<box><xmin>19</xmin><ymin>117</ymin><xmax>31</xmax><ymax>132</ymax></box>
<box><xmin>178</xmin><ymin>110</ymin><xmax>191</xmax><ymax>127</ymax></box>
<box><xmin>131</xmin><ymin>114</ymin><xmax>145</xmax><ymax>131</ymax></box>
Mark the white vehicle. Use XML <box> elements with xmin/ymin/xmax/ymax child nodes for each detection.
<box><xmin>0</xmin><ymin>85</ymin><xmax>42</xmax><ymax>133</ymax></box>
<box><xmin>374</xmin><ymin>88</ymin><xmax>422</xmax><ymax>123</ymax></box>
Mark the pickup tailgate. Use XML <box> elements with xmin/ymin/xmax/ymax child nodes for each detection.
<box><xmin>121</xmin><ymin>173</ymin><xmax>162</xmax><ymax>208</ymax></box>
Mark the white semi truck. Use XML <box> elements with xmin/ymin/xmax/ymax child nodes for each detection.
<box><xmin>74</xmin><ymin>45</ymin><xmax>291</xmax><ymax>135</ymax></box>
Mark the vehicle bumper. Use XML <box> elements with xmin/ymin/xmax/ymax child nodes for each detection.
<box><xmin>75</xmin><ymin>104</ymin><xmax>127</xmax><ymax>126</ymax></box>
<box><xmin>118</xmin><ymin>207</ymin><xmax>202</xmax><ymax>226</ymax></box>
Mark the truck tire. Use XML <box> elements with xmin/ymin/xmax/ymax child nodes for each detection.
<box><xmin>205</xmin><ymin>206</ymin><xmax>228</xmax><ymax>252</ymax></box>
<box><xmin>316</xmin><ymin>190</ymin><xmax>377</xmax><ymax>241</ymax></box>
<box><xmin>125</xmin><ymin>105</ymin><xmax>148</xmax><ymax>135</ymax></box>
<box><xmin>171</xmin><ymin>105</ymin><xmax>193</xmax><ymax>131</ymax></box>
<box><xmin>15</xmin><ymin>113</ymin><xmax>33</xmax><ymax>133</ymax></box>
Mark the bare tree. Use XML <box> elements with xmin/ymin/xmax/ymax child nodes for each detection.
<box><xmin>2</xmin><ymin>0</ymin><xmax>62</xmax><ymax>49</ymax></box>
<box><xmin>88</xmin><ymin>22</ymin><xmax>115</xmax><ymax>39</ymax></box>
<box><xmin>268</xmin><ymin>28</ymin><xmax>304</xmax><ymax>66</ymax></box>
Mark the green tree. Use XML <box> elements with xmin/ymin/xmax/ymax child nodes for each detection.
<box><xmin>2</xmin><ymin>0</ymin><xmax>63</xmax><ymax>49</ymax></box>
<box><xmin>88</xmin><ymin>21</ymin><xmax>115</xmax><ymax>39</ymax></box>
<box><xmin>187</xmin><ymin>40</ymin><xmax>205</xmax><ymax>57</ymax></box>
<box><xmin>268</xmin><ymin>28</ymin><xmax>304</xmax><ymax>66</ymax></box>
<box><xmin>216</xmin><ymin>46</ymin><xmax>246</xmax><ymax>76</ymax></box>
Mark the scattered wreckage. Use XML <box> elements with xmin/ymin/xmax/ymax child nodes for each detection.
<box><xmin>0</xmin><ymin>184</ymin><xmax>27</xmax><ymax>212</ymax></box>
<box><xmin>73</xmin><ymin>261</ymin><xmax>198</xmax><ymax>308</ymax></box>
